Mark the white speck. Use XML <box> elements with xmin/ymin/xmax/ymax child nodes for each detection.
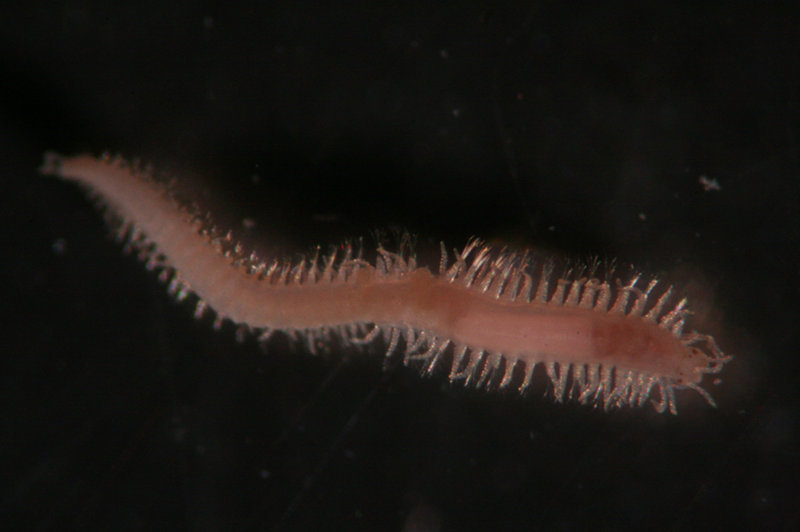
<box><xmin>547</xmin><ymin>226</ymin><xmax>556</xmax><ymax>232</ymax></box>
<box><xmin>242</xmin><ymin>218</ymin><xmax>256</xmax><ymax>230</ymax></box>
<box><xmin>439</xmin><ymin>49</ymin><xmax>449</xmax><ymax>59</ymax></box>
<box><xmin>698</xmin><ymin>175</ymin><xmax>722</xmax><ymax>192</ymax></box>
<box><xmin>259</xmin><ymin>469</ymin><xmax>271</xmax><ymax>479</ymax></box>
<box><xmin>451</xmin><ymin>108</ymin><xmax>461</xmax><ymax>118</ymax></box>
<box><xmin>638</xmin><ymin>212</ymin><xmax>647</xmax><ymax>221</ymax></box>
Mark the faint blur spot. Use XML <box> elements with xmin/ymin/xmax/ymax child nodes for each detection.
<box><xmin>698</xmin><ymin>175</ymin><xmax>722</xmax><ymax>192</ymax></box>
<box><xmin>52</xmin><ymin>237</ymin><xmax>67</xmax><ymax>255</ymax></box>
<box><xmin>758</xmin><ymin>408</ymin><xmax>794</xmax><ymax>451</ymax></box>
<box><xmin>312</xmin><ymin>213</ymin><xmax>340</xmax><ymax>223</ymax></box>
<box><xmin>491</xmin><ymin>455</ymin><xmax>527</xmax><ymax>492</ymax></box>
<box><xmin>402</xmin><ymin>502</ymin><xmax>442</xmax><ymax>532</ymax></box>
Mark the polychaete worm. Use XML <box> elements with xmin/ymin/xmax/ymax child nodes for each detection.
<box><xmin>41</xmin><ymin>151</ymin><xmax>732</xmax><ymax>415</ymax></box>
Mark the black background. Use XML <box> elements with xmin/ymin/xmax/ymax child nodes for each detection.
<box><xmin>2</xmin><ymin>2</ymin><xmax>798</xmax><ymax>530</ymax></box>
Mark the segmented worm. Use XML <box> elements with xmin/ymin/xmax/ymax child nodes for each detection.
<box><xmin>41</xmin><ymin>152</ymin><xmax>731</xmax><ymax>414</ymax></box>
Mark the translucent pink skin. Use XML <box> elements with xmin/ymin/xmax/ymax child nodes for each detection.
<box><xmin>41</xmin><ymin>153</ymin><xmax>711</xmax><ymax>388</ymax></box>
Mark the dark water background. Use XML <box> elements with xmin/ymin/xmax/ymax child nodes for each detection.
<box><xmin>2</xmin><ymin>3</ymin><xmax>797</xmax><ymax>530</ymax></box>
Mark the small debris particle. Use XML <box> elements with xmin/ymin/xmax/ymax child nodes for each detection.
<box><xmin>698</xmin><ymin>175</ymin><xmax>722</xmax><ymax>192</ymax></box>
